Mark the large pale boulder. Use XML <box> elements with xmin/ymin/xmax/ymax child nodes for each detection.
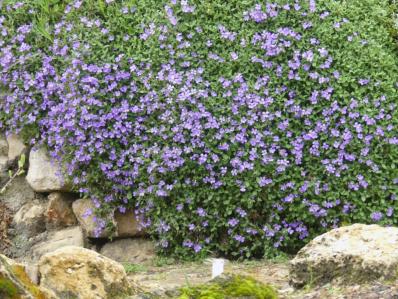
<box><xmin>290</xmin><ymin>224</ymin><xmax>398</xmax><ymax>287</ymax></box>
<box><xmin>30</xmin><ymin>226</ymin><xmax>84</xmax><ymax>261</ymax></box>
<box><xmin>26</xmin><ymin>147</ymin><xmax>70</xmax><ymax>192</ymax></box>
<box><xmin>46</xmin><ymin>192</ymin><xmax>77</xmax><ymax>228</ymax></box>
<box><xmin>0</xmin><ymin>254</ymin><xmax>57</xmax><ymax>299</ymax></box>
<box><xmin>7</xmin><ymin>134</ymin><xmax>27</xmax><ymax>161</ymax></box>
<box><xmin>39</xmin><ymin>246</ymin><xmax>134</xmax><ymax>299</ymax></box>
<box><xmin>73</xmin><ymin>198</ymin><xmax>145</xmax><ymax>238</ymax></box>
<box><xmin>100</xmin><ymin>238</ymin><xmax>155</xmax><ymax>264</ymax></box>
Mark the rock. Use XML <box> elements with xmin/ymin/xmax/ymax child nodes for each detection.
<box><xmin>26</xmin><ymin>147</ymin><xmax>70</xmax><ymax>192</ymax></box>
<box><xmin>30</xmin><ymin>226</ymin><xmax>84</xmax><ymax>262</ymax></box>
<box><xmin>39</xmin><ymin>246</ymin><xmax>134</xmax><ymax>299</ymax></box>
<box><xmin>0</xmin><ymin>254</ymin><xmax>57</xmax><ymax>299</ymax></box>
<box><xmin>0</xmin><ymin>202</ymin><xmax>12</xmax><ymax>253</ymax></box>
<box><xmin>24</xmin><ymin>263</ymin><xmax>39</xmax><ymax>285</ymax></box>
<box><xmin>0</xmin><ymin>155</ymin><xmax>8</xmax><ymax>171</ymax></box>
<box><xmin>0</xmin><ymin>135</ymin><xmax>8</xmax><ymax>156</ymax></box>
<box><xmin>8</xmin><ymin>226</ymin><xmax>84</xmax><ymax>263</ymax></box>
<box><xmin>73</xmin><ymin>198</ymin><xmax>145</xmax><ymax>238</ymax></box>
<box><xmin>0</xmin><ymin>176</ymin><xmax>36</xmax><ymax>213</ymax></box>
<box><xmin>72</xmin><ymin>198</ymin><xmax>109</xmax><ymax>238</ymax></box>
<box><xmin>46</xmin><ymin>192</ymin><xmax>77</xmax><ymax>228</ymax></box>
<box><xmin>6</xmin><ymin>231</ymin><xmax>47</xmax><ymax>261</ymax></box>
<box><xmin>100</xmin><ymin>238</ymin><xmax>155</xmax><ymax>264</ymax></box>
<box><xmin>0</xmin><ymin>135</ymin><xmax>8</xmax><ymax>172</ymax></box>
<box><xmin>290</xmin><ymin>224</ymin><xmax>398</xmax><ymax>287</ymax></box>
<box><xmin>115</xmin><ymin>209</ymin><xmax>146</xmax><ymax>238</ymax></box>
<box><xmin>7</xmin><ymin>134</ymin><xmax>27</xmax><ymax>161</ymax></box>
<box><xmin>12</xmin><ymin>201</ymin><xmax>47</xmax><ymax>238</ymax></box>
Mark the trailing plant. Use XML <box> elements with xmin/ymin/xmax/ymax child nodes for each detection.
<box><xmin>0</xmin><ymin>0</ymin><xmax>397</xmax><ymax>259</ymax></box>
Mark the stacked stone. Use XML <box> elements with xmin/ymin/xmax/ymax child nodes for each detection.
<box><xmin>0</xmin><ymin>133</ymin><xmax>154</xmax><ymax>298</ymax></box>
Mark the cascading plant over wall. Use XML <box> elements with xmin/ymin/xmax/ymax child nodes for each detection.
<box><xmin>0</xmin><ymin>0</ymin><xmax>397</xmax><ymax>259</ymax></box>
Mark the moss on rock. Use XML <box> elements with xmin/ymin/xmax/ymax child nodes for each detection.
<box><xmin>0</xmin><ymin>255</ymin><xmax>48</xmax><ymax>299</ymax></box>
<box><xmin>176</xmin><ymin>275</ymin><xmax>278</xmax><ymax>299</ymax></box>
<box><xmin>0</xmin><ymin>274</ymin><xmax>19</xmax><ymax>299</ymax></box>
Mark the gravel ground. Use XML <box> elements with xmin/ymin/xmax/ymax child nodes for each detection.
<box><xmin>128</xmin><ymin>259</ymin><xmax>398</xmax><ymax>298</ymax></box>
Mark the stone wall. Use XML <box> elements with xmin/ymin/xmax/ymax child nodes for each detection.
<box><xmin>0</xmin><ymin>133</ymin><xmax>155</xmax><ymax>283</ymax></box>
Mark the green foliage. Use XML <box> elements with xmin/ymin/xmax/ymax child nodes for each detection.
<box><xmin>153</xmin><ymin>256</ymin><xmax>177</xmax><ymax>267</ymax></box>
<box><xmin>122</xmin><ymin>263</ymin><xmax>147</xmax><ymax>274</ymax></box>
<box><xmin>0</xmin><ymin>276</ymin><xmax>18</xmax><ymax>299</ymax></box>
<box><xmin>177</xmin><ymin>275</ymin><xmax>278</xmax><ymax>299</ymax></box>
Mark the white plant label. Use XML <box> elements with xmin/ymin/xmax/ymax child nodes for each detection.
<box><xmin>212</xmin><ymin>258</ymin><xmax>224</xmax><ymax>279</ymax></box>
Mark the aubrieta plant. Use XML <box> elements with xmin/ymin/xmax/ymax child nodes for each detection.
<box><xmin>0</xmin><ymin>0</ymin><xmax>397</xmax><ymax>259</ymax></box>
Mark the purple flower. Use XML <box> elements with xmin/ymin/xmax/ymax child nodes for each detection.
<box><xmin>228</xmin><ymin>218</ymin><xmax>239</xmax><ymax>227</ymax></box>
<box><xmin>371</xmin><ymin>211</ymin><xmax>383</xmax><ymax>222</ymax></box>
<box><xmin>309</xmin><ymin>0</ymin><xmax>316</xmax><ymax>12</ymax></box>
<box><xmin>193</xmin><ymin>244</ymin><xmax>202</xmax><ymax>252</ymax></box>
<box><xmin>259</xmin><ymin>177</ymin><xmax>272</xmax><ymax>187</ymax></box>
<box><xmin>82</xmin><ymin>208</ymin><xmax>93</xmax><ymax>218</ymax></box>
<box><xmin>230</xmin><ymin>52</ymin><xmax>239</xmax><ymax>60</ymax></box>
<box><xmin>183</xmin><ymin>240</ymin><xmax>193</xmax><ymax>248</ymax></box>
<box><xmin>358</xmin><ymin>78</ymin><xmax>370</xmax><ymax>85</ymax></box>
<box><xmin>234</xmin><ymin>235</ymin><xmax>245</xmax><ymax>243</ymax></box>
<box><xmin>236</xmin><ymin>207</ymin><xmax>247</xmax><ymax>217</ymax></box>
<box><xmin>196</xmin><ymin>208</ymin><xmax>207</xmax><ymax>217</ymax></box>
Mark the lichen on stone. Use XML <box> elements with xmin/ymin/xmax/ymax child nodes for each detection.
<box><xmin>10</xmin><ymin>265</ymin><xmax>46</xmax><ymax>299</ymax></box>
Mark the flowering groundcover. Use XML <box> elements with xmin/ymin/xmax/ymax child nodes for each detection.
<box><xmin>0</xmin><ymin>0</ymin><xmax>398</xmax><ymax>259</ymax></box>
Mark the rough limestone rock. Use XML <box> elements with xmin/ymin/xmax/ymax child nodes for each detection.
<box><xmin>0</xmin><ymin>134</ymin><xmax>8</xmax><ymax>172</ymax></box>
<box><xmin>115</xmin><ymin>209</ymin><xmax>146</xmax><ymax>238</ymax></box>
<box><xmin>12</xmin><ymin>201</ymin><xmax>47</xmax><ymax>238</ymax></box>
<box><xmin>26</xmin><ymin>147</ymin><xmax>70</xmax><ymax>192</ymax></box>
<box><xmin>39</xmin><ymin>246</ymin><xmax>134</xmax><ymax>299</ymax></box>
<box><xmin>0</xmin><ymin>155</ymin><xmax>8</xmax><ymax>172</ymax></box>
<box><xmin>0</xmin><ymin>254</ymin><xmax>57</xmax><ymax>299</ymax></box>
<box><xmin>73</xmin><ymin>198</ymin><xmax>145</xmax><ymax>238</ymax></box>
<box><xmin>24</xmin><ymin>263</ymin><xmax>40</xmax><ymax>285</ymax></box>
<box><xmin>72</xmin><ymin>198</ymin><xmax>109</xmax><ymax>238</ymax></box>
<box><xmin>100</xmin><ymin>238</ymin><xmax>155</xmax><ymax>264</ymax></box>
<box><xmin>290</xmin><ymin>224</ymin><xmax>398</xmax><ymax>287</ymax></box>
<box><xmin>0</xmin><ymin>135</ymin><xmax>8</xmax><ymax>156</ymax></box>
<box><xmin>30</xmin><ymin>226</ymin><xmax>84</xmax><ymax>262</ymax></box>
<box><xmin>46</xmin><ymin>192</ymin><xmax>77</xmax><ymax>228</ymax></box>
<box><xmin>7</xmin><ymin>134</ymin><xmax>27</xmax><ymax>161</ymax></box>
<box><xmin>0</xmin><ymin>176</ymin><xmax>36</xmax><ymax>213</ymax></box>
